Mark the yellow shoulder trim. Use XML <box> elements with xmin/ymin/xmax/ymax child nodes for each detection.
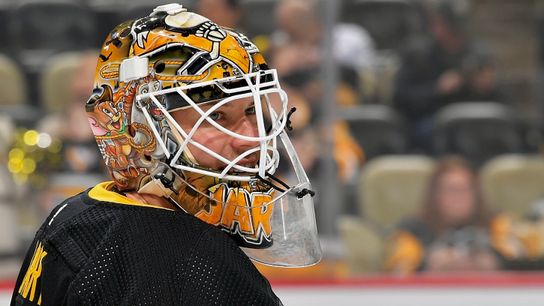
<box><xmin>88</xmin><ymin>181</ymin><xmax>173</xmax><ymax>211</ymax></box>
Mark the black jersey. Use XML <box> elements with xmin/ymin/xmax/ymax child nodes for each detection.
<box><xmin>11</xmin><ymin>182</ymin><xmax>282</xmax><ymax>306</ymax></box>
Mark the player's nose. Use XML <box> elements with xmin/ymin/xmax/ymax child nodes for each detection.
<box><xmin>230</xmin><ymin>118</ymin><xmax>259</xmax><ymax>154</ymax></box>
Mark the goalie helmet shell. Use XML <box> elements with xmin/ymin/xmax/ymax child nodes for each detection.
<box><xmin>88</xmin><ymin>5</ymin><xmax>268</xmax><ymax>192</ymax></box>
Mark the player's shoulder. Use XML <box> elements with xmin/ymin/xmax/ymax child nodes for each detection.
<box><xmin>44</xmin><ymin>190</ymin><xmax>96</xmax><ymax>229</ymax></box>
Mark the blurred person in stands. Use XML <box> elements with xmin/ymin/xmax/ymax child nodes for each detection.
<box><xmin>268</xmin><ymin>0</ymin><xmax>366</xmax><ymax>215</ymax></box>
<box><xmin>394</xmin><ymin>1</ymin><xmax>502</xmax><ymax>152</ymax></box>
<box><xmin>489</xmin><ymin>198</ymin><xmax>544</xmax><ymax>270</ymax></box>
<box><xmin>38</xmin><ymin>51</ymin><xmax>104</xmax><ymax>174</ymax></box>
<box><xmin>271</xmin><ymin>0</ymin><xmax>320</xmax><ymax>49</ymax></box>
<box><xmin>269</xmin><ymin>0</ymin><xmax>367</xmax><ymax>180</ymax></box>
<box><xmin>196</xmin><ymin>0</ymin><xmax>242</xmax><ymax>30</ymax></box>
<box><xmin>385</xmin><ymin>157</ymin><xmax>502</xmax><ymax>274</ymax></box>
<box><xmin>270</xmin><ymin>0</ymin><xmax>375</xmax><ymax>106</ymax></box>
<box><xmin>34</xmin><ymin>51</ymin><xmax>107</xmax><ymax>214</ymax></box>
<box><xmin>269</xmin><ymin>0</ymin><xmax>324</xmax><ymax>109</ymax></box>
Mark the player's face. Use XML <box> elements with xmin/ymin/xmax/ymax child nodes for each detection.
<box><xmin>171</xmin><ymin>97</ymin><xmax>261</xmax><ymax>171</ymax></box>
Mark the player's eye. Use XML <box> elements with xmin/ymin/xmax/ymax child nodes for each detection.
<box><xmin>209</xmin><ymin>111</ymin><xmax>223</xmax><ymax>121</ymax></box>
<box><xmin>102</xmin><ymin>108</ymin><xmax>112</xmax><ymax>116</ymax></box>
<box><xmin>245</xmin><ymin>106</ymin><xmax>256</xmax><ymax>116</ymax></box>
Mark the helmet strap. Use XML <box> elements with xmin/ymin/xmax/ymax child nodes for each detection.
<box><xmin>138</xmin><ymin>162</ymin><xmax>185</xmax><ymax>203</ymax></box>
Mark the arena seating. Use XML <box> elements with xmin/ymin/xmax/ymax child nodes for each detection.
<box><xmin>240</xmin><ymin>0</ymin><xmax>277</xmax><ymax>38</ymax></box>
<box><xmin>481</xmin><ymin>155</ymin><xmax>544</xmax><ymax>219</ymax></box>
<box><xmin>339</xmin><ymin>215</ymin><xmax>385</xmax><ymax>273</ymax></box>
<box><xmin>358</xmin><ymin>155</ymin><xmax>435</xmax><ymax>229</ymax></box>
<box><xmin>40</xmin><ymin>52</ymin><xmax>86</xmax><ymax>113</ymax></box>
<box><xmin>433</xmin><ymin>102</ymin><xmax>523</xmax><ymax>166</ymax></box>
<box><xmin>6</xmin><ymin>0</ymin><xmax>97</xmax><ymax>107</ymax></box>
<box><xmin>9</xmin><ymin>0</ymin><xmax>97</xmax><ymax>60</ymax></box>
<box><xmin>340</xmin><ymin>155</ymin><xmax>434</xmax><ymax>273</ymax></box>
<box><xmin>0</xmin><ymin>4</ymin><xmax>12</xmax><ymax>55</ymax></box>
<box><xmin>342</xmin><ymin>0</ymin><xmax>425</xmax><ymax>51</ymax></box>
<box><xmin>0</xmin><ymin>1</ymin><xmax>535</xmax><ymax>166</ymax></box>
<box><xmin>338</xmin><ymin>104</ymin><xmax>408</xmax><ymax>160</ymax></box>
<box><xmin>0</xmin><ymin>54</ymin><xmax>26</xmax><ymax>107</ymax></box>
<box><xmin>0</xmin><ymin>54</ymin><xmax>41</xmax><ymax>126</ymax></box>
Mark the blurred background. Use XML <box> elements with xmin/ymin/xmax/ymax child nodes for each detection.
<box><xmin>1</xmin><ymin>0</ymin><xmax>544</xmax><ymax>304</ymax></box>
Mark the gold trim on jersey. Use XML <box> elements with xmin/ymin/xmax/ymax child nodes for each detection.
<box><xmin>88</xmin><ymin>181</ymin><xmax>174</xmax><ymax>211</ymax></box>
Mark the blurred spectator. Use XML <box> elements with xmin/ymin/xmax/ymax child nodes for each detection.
<box><xmin>268</xmin><ymin>0</ymin><xmax>320</xmax><ymax>95</ymax></box>
<box><xmin>196</xmin><ymin>0</ymin><xmax>242</xmax><ymax>30</ymax></box>
<box><xmin>35</xmin><ymin>51</ymin><xmax>106</xmax><ymax>213</ymax></box>
<box><xmin>267</xmin><ymin>0</ymin><xmax>366</xmax><ymax>187</ymax></box>
<box><xmin>38</xmin><ymin>51</ymin><xmax>102</xmax><ymax>173</ymax></box>
<box><xmin>384</xmin><ymin>157</ymin><xmax>501</xmax><ymax>274</ymax></box>
<box><xmin>490</xmin><ymin>198</ymin><xmax>544</xmax><ymax>270</ymax></box>
<box><xmin>270</xmin><ymin>0</ymin><xmax>375</xmax><ymax>105</ymax></box>
<box><xmin>271</xmin><ymin>0</ymin><xmax>321</xmax><ymax>48</ymax></box>
<box><xmin>394</xmin><ymin>1</ymin><xmax>502</xmax><ymax>153</ymax></box>
<box><xmin>332</xmin><ymin>23</ymin><xmax>376</xmax><ymax>73</ymax></box>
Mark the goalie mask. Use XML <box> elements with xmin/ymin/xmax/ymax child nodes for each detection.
<box><xmin>86</xmin><ymin>3</ymin><xmax>321</xmax><ymax>267</ymax></box>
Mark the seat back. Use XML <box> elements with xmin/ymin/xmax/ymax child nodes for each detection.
<box><xmin>481</xmin><ymin>155</ymin><xmax>544</xmax><ymax>219</ymax></box>
<box><xmin>0</xmin><ymin>54</ymin><xmax>26</xmax><ymax>106</ymax></box>
<box><xmin>434</xmin><ymin>102</ymin><xmax>522</xmax><ymax>166</ymax></box>
<box><xmin>240</xmin><ymin>0</ymin><xmax>277</xmax><ymax>38</ymax></box>
<box><xmin>360</xmin><ymin>155</ymin><xmax>435</xmax><ymax>229</ymax></box>
<box><xmin>339</xmin><ymin>104</ymin><xmax>407</xmax><ymax>160</ymax></box>
<box><xmin>339</xmin><ymin>216</ymin><xmax>385</xmax><ymax>273</ymax></box>
<box><xmin>343</xmin><ymin>0</ymin><xmax>424</xmax><ymax>51</ymax></box>
<box><xmin>10</xmin><ymin>0</ymin><xmax>96</xmax><ymax>52</ymax></box>
<box><xmin>40</xmin><ymin>52</ymin><xmax>84</xmax><ymax>113</ymax></box>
